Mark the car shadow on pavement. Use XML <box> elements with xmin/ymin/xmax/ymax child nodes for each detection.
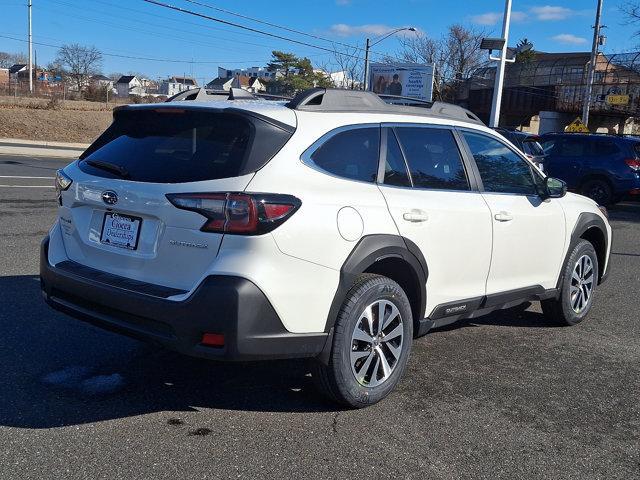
<box><xmin>0</xmin><ymin>275</ymin><xmax>339</xmax><ymax>430</ymax></box>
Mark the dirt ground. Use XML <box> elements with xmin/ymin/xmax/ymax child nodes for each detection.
<box><xmin>0</xmin><ymin>96</ymin><xmax>119</xmax><ymax>143</ymax></box>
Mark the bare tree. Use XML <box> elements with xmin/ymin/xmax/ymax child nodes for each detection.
<box><xmin>0</xmin><ymin>51</ymin><xmax>28</xmax><ymax>68</ymax></box>
<box><xmin>328</xmin><ymin>44</ymin><xmax>365</xmax><ymax>89</ymax></box>
<box><xmin>622</xmin><ymin>2</ymin><xmax>640</xmax><ymax>40</ymax></box>
<box><xmin>390</xmin><ymin>25</ymin><xmax>487</xmax><ymax>101</ymax></box>
<box><xmin>55</xmin><ymin>44</ymin><xmax>103</xmax><ymax>92</ymax></box>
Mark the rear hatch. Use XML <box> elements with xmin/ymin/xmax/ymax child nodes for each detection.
<box><xmin>58</xmin><ymin>104</ymin><xmax>295</xmax><ymax>292</ymax></box>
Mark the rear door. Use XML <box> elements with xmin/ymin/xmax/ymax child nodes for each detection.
<box><xmin>542</xmin><ymin>136</ymin><xmax>588</xmax><ymax>189</ymax></box>
<box><xmin>58</xmin><ymin>106</ymin><xmax>292</xmax><ymax>291</ymax></box>
<box><xmin>378</xmin><ymin>125</ymin><xmax>492</xmax><ymax>317</ymax></box>
<box><xmin>459</xmin><ymin>130</ymin><xmax>566</xmax><ymax>294</ymax></box>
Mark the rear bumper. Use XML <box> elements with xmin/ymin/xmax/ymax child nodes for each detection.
<box><xmin>40</xmin><ymin>236</ymin><xmax>328</xmax><ymax>361</ymax></box>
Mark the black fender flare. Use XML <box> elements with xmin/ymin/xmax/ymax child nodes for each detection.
<box><xmin>324</xmin><ymin>234</ymin><xmax>428</xmax><ymax>333</ymax></box>
<box><xmin>558</xmin><ymin>212</ymin><xmax>609</xmax><ymax>287</ymax></box>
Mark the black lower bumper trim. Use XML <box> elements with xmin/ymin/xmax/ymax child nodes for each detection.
<box><xmin>40</xmin><ymin>237</ymin><xmax>327</xmax><ymax>361</ymax></box>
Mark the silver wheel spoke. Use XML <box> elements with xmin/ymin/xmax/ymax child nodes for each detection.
<box><xmin>362</xmin><ymin>306</ymin><xmax>375</xmax><ymax>336</ymax></box>
<box><xmin>382</xmin><ymin>303</ymin><xmax>400</xmax><ymax>330</ymax></box>
<box><xmin>376</xmin><ymin>347</ymin><xmax>391</xmax><ymax>378</ymax></box>
<box><xmin>383</xmin><ymin>324</ymin><xmax>403</xmax><ymax>343</ymax></box>
<box><xmin>385</xmin><ymin>341</ymin><xmax>402</xmax><ymax>360</ymax></box>
<box><xmin>352</xmin><ymin>327</ymin><xmax>373</xmax><ymax>343</ymax></box>
<box><xmin>351</xmin><ymin>349</ymin><xmax>370</xmax><ymax>364</ymax></box>
<box><xmin>377</xmin><ymin>302</ymin><xmax>386</xmax><ymax>335</ymax></box>
<box><xmin>356</xmin><ymin>353</ymin><xmax>374</xmax><ymax>384</ymax></box>
<box><xmin>572</xmin><ymin>270</ymin><xmax>581</xmax><ymax>283</ymax></box>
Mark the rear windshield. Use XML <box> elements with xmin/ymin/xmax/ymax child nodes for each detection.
<box><xmin>79</xmin><ymin>108</ymin><xmax>292</xmax><ymax>183</ymax></box>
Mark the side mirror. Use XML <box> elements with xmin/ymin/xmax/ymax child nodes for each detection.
<box><xmin>543</xmin><ymin>177</ymin><xmax>567</xmax><ymax>199</ymax></box>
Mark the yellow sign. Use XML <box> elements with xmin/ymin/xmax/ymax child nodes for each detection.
<box><xmin>606</xmin><ymin>94</ymin><xmax>630</xmax><ymax>106</ymax></box>
<box><xmin>565</xmin><ymin>117</ymin><xmax>589</xmax><ymax>133</ymax></box>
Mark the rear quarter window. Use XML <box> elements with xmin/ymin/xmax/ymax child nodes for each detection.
<box><xmin>307</xmin><ymin>127</ymin><xmax>380</xmax><ymax>183</ymax></box>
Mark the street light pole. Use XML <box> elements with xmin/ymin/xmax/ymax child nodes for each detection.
<box><xmin>363</xmin><ymin>38</ymin><xmax>370</xmax><ymax>91</ymax></box>
<box><xmin>582</xmin><ymin>0</ymin><xmax>604</xmax><ymax>128</ymax></box>
<box><xmin>489</xmin><ymin>0</ymin><xmax>512</xmax><ymax>127</ymax></box>
<box><xmin>363</xmin><ymin>27</ymin><xmax>416</xmax><ymax>90</ymax></box>
<box><xmin>28</xmin><ymin>0</ymin><xmax>33</xmax><ymax>94</ymax></box>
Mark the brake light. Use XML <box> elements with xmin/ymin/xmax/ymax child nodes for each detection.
<box><xmin>166</xmin><ymin>192</ymin><xmax>301</xmax><ymax>235</ymax></box>
<box><xmin>625</xmin><ymin>158</ymin><xmax>640</xmax><ymax>171</ymax></box>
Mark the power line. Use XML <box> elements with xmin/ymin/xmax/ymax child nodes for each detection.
<box><xmin>181</xmin><ymin>0</ymin><xmax>383</xmax><ymax>56</ymax></box>
<box><xmin>0</xmin><ymin>34</ymin><xmax>262</xmax><ymax>64</ymax></box>
<box><xmin>142</xmin><ymin>0</ymin><xmax>365</xmax><ymax>60</ymax></box>
<box><xmin>43</xmin><ymin>0</ymin><xmax>272</xmax><ymax>55</ymax></box>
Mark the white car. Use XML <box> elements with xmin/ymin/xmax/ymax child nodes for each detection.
<box><xmin>41</xmin><ymin>88</ymin><xmax>611</xmax><ymax>407</ymax></box>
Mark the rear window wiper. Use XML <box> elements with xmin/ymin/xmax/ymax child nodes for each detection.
<box><xmin>84</xmin><ymin>159</ymin><xmax>130</xmax><ymax>179</ymax></box>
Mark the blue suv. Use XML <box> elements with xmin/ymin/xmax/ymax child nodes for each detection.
<box><xmin>539</xmin><ymin>133</ymin><xmax>640</xmax><ymax>205</ymax></box>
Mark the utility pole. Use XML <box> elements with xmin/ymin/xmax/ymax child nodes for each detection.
<box><xmin>489</xmin><ymin>0</ymin><xmax>512</xmax><ymax>127</ymax></box>
<box><xmin>363</xmin><ymin>38</ymin><xmax>370</xmax><ymax>91</ymax></box>
<box><xmin>582</xmin><ymin>0</ymin><xmax>604</xmax><ymax>128</ymax></box>
<box><xmin>28</xmin><ymin>0</ymin><xmax>33</xmax><ymax>94</ymax></box>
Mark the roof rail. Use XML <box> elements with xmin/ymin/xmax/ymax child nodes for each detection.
<box><xmin>166</xmin><ymin>87</ymin><xmax>291</xmax><ymax>103</ymax></box>
<box><xmin>285</xmin><ymin>88</ymin><xmax>483</xmax><ymax>124</ymax></box>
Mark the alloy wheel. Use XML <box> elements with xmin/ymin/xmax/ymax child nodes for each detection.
<box><xmin>570</xmin><ymin>254</ymin><xmax>595</xmax><ymax>314</ymax></box>
<box><xmin>350</xmin><ymin>300</ymin><xmax>404</xmax><ymax>387</ymax></box>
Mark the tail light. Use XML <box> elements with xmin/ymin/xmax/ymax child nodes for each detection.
<box><xmin>166</xmin><ymin>192</ymin><xmax>301</xmax><ymax>235</ymax></box>
<box><xmin>625</xmin><ymin>158</ymin><xmax>640</xmax><ymax>171</ymax></box>
<box><xmin>55</xmin><ymin>169</ymin><xmax>73</xmax><ymax>205</ymax></box>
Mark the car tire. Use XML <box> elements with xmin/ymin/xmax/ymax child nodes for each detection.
<box><xmin>581</xmin><ymin>179</ymin><xmax>613</xmax><ymax>206</ymax></box>
<box><xmin>541</xmin><ymin>239</ymin><xmax>599</xmax><ymax>326</ymax></box>
<box><xmin>312</xmin><ymin>274</ymin><xmax>413</xmax><ymax>408</ymax></box>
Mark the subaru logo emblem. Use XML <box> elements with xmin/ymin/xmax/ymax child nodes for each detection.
<box><xmin>102</xmin><ymin>190</ymin><xmax>118</xmax><ymax>205</ymax></box>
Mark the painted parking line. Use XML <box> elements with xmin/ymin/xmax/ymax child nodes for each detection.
<box><xmin>0</xmin><ymin>185</ymin><xmax>54</xmax><ymax>188</ymax></box>
<box><xmin>0</xmin><ymin>175</ymin><xmax>55</xmax><ymax>179</ymax></box>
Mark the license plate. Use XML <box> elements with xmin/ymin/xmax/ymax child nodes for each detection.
<box><xmin>100</xmin><ymin>212</ymin><xmax>142</xmax><ymax>250</ymax></box>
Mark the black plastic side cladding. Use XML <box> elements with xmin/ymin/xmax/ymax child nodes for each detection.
<box><xmin>324</xmin><ymin>234</ymin><xmax>428</xmax><ymax>333</ymax></box>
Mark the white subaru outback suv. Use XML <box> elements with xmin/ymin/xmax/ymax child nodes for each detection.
<box><xmin>41</xmin><ymin>88</ymin><xmax>611</xmax><ymax>407</ymax></box>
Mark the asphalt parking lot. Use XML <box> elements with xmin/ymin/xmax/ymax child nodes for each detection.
<box><xmin>1</xmin><ymin>154</ymin><xmax>639</xmax><ymax>480</ymax></box>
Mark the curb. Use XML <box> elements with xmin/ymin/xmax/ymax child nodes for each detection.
<box><xmin>0</xmin><ymin>138</ymin><xmax>89</xmax><ymax>150</ymax></box>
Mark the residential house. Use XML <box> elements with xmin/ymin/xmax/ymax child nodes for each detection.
<box><xmin>90</xmin><ymin>74</ymin><xmax>114</xmax><ymax>91</ymax></box>
<box><xmin>217</xmin><ymin>66</ymin><xmax>279</xmax><ymax>80</ymax></box>
<box><xmin>8</xmin><ymin>64</ymin><xmax>27</xmax><ymax>83</ymax></box>
<box><xmin>115</xmin><ymin>75</ymin><xmax>145</xmax><ymax>97</ymax></box>
<box><xmin>160</xmin><ymin>76</ymin><xmax>198</xmax><ymax>96</ymax></box>
<box><xmin>204</xmin><ymin>74</ymin><xmax>266</xmax><ymax>94</ymax></box>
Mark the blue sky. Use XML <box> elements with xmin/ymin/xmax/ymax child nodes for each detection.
<box><xmin>1</xmin><ymin>0</ymin><xmax>638</xmax><ymax>83</ymax></box>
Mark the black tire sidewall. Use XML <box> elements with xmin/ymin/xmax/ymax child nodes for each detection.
<box><xmin>559</xmin><ymin>241</ymin><xmax>599</xmax><ymax>325</ymax></box>
<box><xmin>332</xmin><ymin>277</ymin><xmax>413</xmax><ymax>407</ymax></box>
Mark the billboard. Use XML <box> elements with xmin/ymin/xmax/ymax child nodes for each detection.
<box><xmin>368</xmin><ymin>63</ymin><xmax>434</xmax><ymax>101</ymax></box>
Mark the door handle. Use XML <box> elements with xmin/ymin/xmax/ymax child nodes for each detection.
<box><xmin>494</xmin><ymin>211</ymin><xmax>513</xmax><ymax>222</ymax></box>
<box><xmin>402</xmin><ymin>210</ymin><xmax>429</xmax><ymax>223</ymax></box>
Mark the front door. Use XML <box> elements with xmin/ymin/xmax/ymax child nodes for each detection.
<box><xmin>378</xmin><ymin>126</ymin><xmax>493</xmax><ymax>317</ymax></box>
<box><xmin>460</xmin><ymin>130</ymin><xmax>566</xmax><ymax>295</ymax></box>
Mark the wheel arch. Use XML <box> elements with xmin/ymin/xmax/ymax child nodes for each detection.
<box><xmin>324</xmin><ymin>234</ymin><xmax>427</xmax><ymax>335</ymax></box>
<box><xmin>559</xmin><ymin>212</ymin><xmax>609</xmax><ymax>286</ymax></box>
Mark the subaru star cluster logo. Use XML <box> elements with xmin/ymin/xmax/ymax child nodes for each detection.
<box><xmin>101</xmin><ymin>190</ymin><xmax>118</xmax><ymax>205</ymax></box>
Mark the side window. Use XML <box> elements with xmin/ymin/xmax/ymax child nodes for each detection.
<box><xmin>462</xmin><ymin>131</ymin><xmax>537</xmax><ymax>195</ymax></box>
<box><xmin>309</xmin><ymin>127</ymin><xmax>380</xmax><ymax>183</ymax></box>
<box><xmin>593</xmin><ymin>140</ymin><xmax>620</xmax><ymax>156</ymax></box>
<box><xmin>383</xmin><ymin>129</ymin><xmax>411</xmax><ymax>187</ymax></box>
<box><xmin>559</xmin><ymin>138</ymin><xmax>588</xmax><ymax>156</ymax></box>
<box><xmin>394</xmin><ymin>127</ymin><xmax>470</xmax><ymax>191</ymax></box>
